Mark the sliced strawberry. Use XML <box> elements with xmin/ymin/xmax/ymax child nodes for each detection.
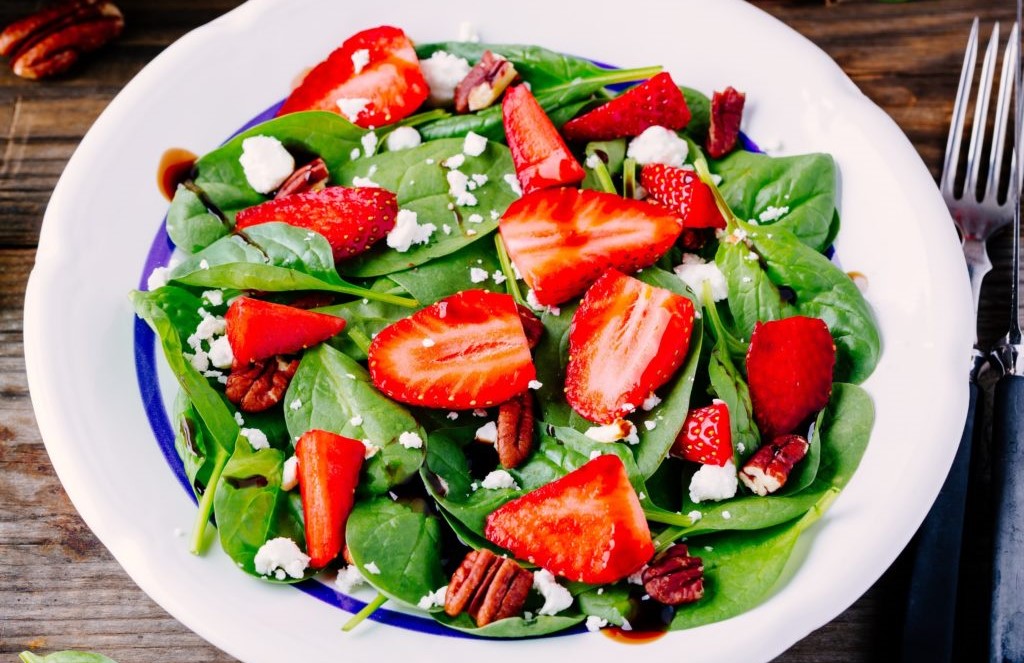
<box><xmin>562</xmin><ymin>72</ymin><xmax>691</xmax><ymax>142</ymax></box>
<box><xmin>746</xmin><ymin>316</ymin><xmax>836</xmax><ymax>441</ymax></box>
<box><xmin>225</xmin><ymin>297</ymin><xmax>346</xmax><ymax>365</ymax></box>
<box><xmin>670</xmin><ymin>401</ymin><xmax>733</xmax><ymax>466</ymax></box>
<box><xmin>640</xmin><ymin>163</ymin><xmax>727</xmax><ymax>230</ymax></box>
<box><xmin>499</xmin><ymin>188</ymin><xmax>683</xmax><ymax>306</ymax></box>
<box><xmin>565</xmin><ymin>270</ymin><xmax>695</xmax><ymax>424</ymax></box>
<box><xmin>485</xmin><ymin>455</ymin><xmax>653</xmax><ymax>584</ymax></box>
<box><xmin>295</xmin><ymin>429</ymin><xmax>365</xmax><ymax>568</ymax></box>
<box><xmin>706</xmin><ymin>86</ymin><xmax>746</xmax><ymax>159</ymax></box>
<box><xmin>277</xmin><ymin>25</ymin><xmax>428</xmax><ymax>127</ymax></box>
<box><xmin>502</xmin><ymin>84</ymin><xmax>585</xmax><ymax>194</ymax></box>
<box><xmin>234</xmin><ymin>186</ymin><xmax>397</xmax><ymax>262</ymax></box>
<box><xmin>368</xmin><ymin>290</ymin><xmax>535</xmax><ymax>409</ymax></box>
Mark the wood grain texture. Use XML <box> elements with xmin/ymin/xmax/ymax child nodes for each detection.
<box><xmin>0</xmin><ymin>1</ymin><xmax>1014</xmax><ymax>661</ymax></box>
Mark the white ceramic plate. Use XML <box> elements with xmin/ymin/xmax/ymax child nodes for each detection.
<box><xmin>24</xmin><ymin>0</ymin><xmax>972</xmax><ymax>661</ymax></box>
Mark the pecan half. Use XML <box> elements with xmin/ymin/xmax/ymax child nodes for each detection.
<box><xmin>739</xmin><ymin>434</ymin><xmax>810</xmax><ymax>496</ymax></box>
<box><xmin>1</xmin><ymin>0</ymin><xmax>124</xmax><ymax>80</ymax></box>
<box><xmin>496</xmin><ymin>391</ymin><xmax>535</xmax><ymax>469</ymax></box>
<box><xmin>515</xmin><ymin>304</ymin><xmax>544</xmax><ymax>350</ymax></box>
<box><xmin>454</xmin><ymin>51</ymin><xmax>518</xmax><ymax>113</ymax></box>
<box><xmin>226</xmin><ymin>356</ymin><xmax>300</xmax><ymax>413</ymax></box>
<box><xmin>274</xmin><ymin>157</ymin><xmax>330</xmax><ymax>199</ymax></box>
<box><xmin>445</xmin><ymin>549</ymin><xmax>532</xmax><ymax>626</ymax></box>
<box><xmin>642</xmin><ymin>543</ymin><xmax>704</xmax><ymax>605</ymax></box>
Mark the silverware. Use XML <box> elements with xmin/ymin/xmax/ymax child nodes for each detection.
<box><xmin>901</xmin><ymin>18</ymin><xmax>1019</xmax><ymax>663</ymax></box>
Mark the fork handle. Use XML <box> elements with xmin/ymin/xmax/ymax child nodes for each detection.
<box><xmin>900</xmin><ymin>381</ymin><xmax>978</xmax><ymax>663</ymax></box>
<box><xmin>990</xmin><ymin>374</ymin><xmax>1024</xmax><ymax>662</ymax></box>
<box><xmin>964</xmin><ymin>237</ymin><xmax>993</xmax><ymax>322</ymax></box>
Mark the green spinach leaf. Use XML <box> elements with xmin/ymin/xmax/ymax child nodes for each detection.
<box><xmin>388</xmin><ymin>239</ymin><xmax>503</xmax><ymax>304</ymax></box>
<box><xmin>432</xmin><ymin>612</ymin><xmax>585</xmax><ymax>637</ymax></box>
<box><xmin>19</xmin><ymin>653</ymin><xmax>119</xmax><ymax>663</ymax></box>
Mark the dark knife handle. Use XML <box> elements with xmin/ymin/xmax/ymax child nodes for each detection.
<box><xmin>990</xmin><ymin>374</ymin><xmax>1024</xmax><ymax>663</ymax></box>
<box><xmin>900</xmin><ymin>381</ymin><xmax>979</xmax><ymax>663</ymax></box>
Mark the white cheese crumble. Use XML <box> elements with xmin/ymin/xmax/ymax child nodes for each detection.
<box><xmin>475</xmin><ymin>421</ymin><xmax>498</xmax><ymax>444</ymax></box>
<box><xmin>335</xmin><ymin>564</ymin><xmax>366</xmax><ymax>593</ymax></box>
<box><xmin>469</xmin><ymin>267</ymin><xmax>489</xmax><ymax>283</ymax></box>
<box><xmin>643</xmin><ymin>420</ymin><xmax>657</xmax><ymax>431</ymax></box>
<box><xmin>207</xmin><ymin>335</ymin><xmax>234</xmax><ymax>369</ymax></box>
<box><xmin>386</xmin><ymin>209</ymin><xmax>437</xmax><ymax>252</ymax></box>
<box><xmin>350</xmin><ymin>147</ymin><xmax>362</xmax><ymax>161</ymax></box>
<box><xmin>336</xmin><ymin>97</ymin><xmax>371</xmax><ymax>123</ymax></box>
<box><xmin>492</xmin><ymin>271</ymin><xmax>506</xmax><ymax>284</ymax></box>
<box><xmin>627</xmin><ymin>568</ymin><xmax>646</xmax><ymax>585</ymax></box>
<box><xmin>446</xmin><ymin>411</ymin><xmax>459</xmax><ymax>421</ymax></box>
<box><xmin>526</xmin><ymin>289</ymin><xmax>560</xmax><ymax>316</ymax></box>
<box><xmin>447</xmin><ymin>170</ymin><xmax>478</xmax><ymax>206</ymax></box>
<box><xmin>385</xmin><ymin>126</ymin><xmax>422</xmax><ymax>151</ymax></box>
<box><xmin>758</xmin><ymin>205</ymin><xmax>790</xmax><ymax>223</ymax></box>
<box><xmin>281</xmin><ymin>456</ymin><xmax>298</xmax><ymax>491</ymax></box>
<box><xmin>722</xmin><ymin>510</ymin><xmax>732</xmax><ymax>520</ymax></box>
<box><xmin>472</xmin><ymin>174</ymin><xmax>489</xmax><ymax>187</ymax></box>
<box><xmin>463</xmin><ymin>131</ymin><xmax>487</xmax><ymax>157</ymax></box>
<box><xmin>442</xmin><ymin>223</ymin><xmax>452</xmax><ymax>235</ymax></box>
<box><xmin>254</xmin><ymin>537</ymin><xmax>309</xmax><ymax>580</ymax></box>
<box><xmin>239</xmin><ymin>135</ymin><xmax>295</xmax><ymax>194</ymax></box>
<box><xmin>585</xmin><ymin>153</ymin><xmax>602</xmax><ymax>169</ymax></box>
<box><xmin>187</xmin><ymin>350</ymin><xmax>210</xmax><ymax>373</ymax></box>
<box><xmin>467</xmin><ymin>213</ymin><xmax>484</xmax><ymax>224</ymax></box>
<box><xmin>626</xmin><ymin>126</ymin><xmax>689</xmax><ymax>167</ymax></box>
<box><xmin>362</xmin><ymin>439</ymin><xmax>380</xmax><ymax>459</ymax></box>
<box><xmin>202</xmin><ymin>290</ymin><xmax>224</xmax><ymax>306</ymax></box>
<box><xmin>351</xmin><ymin>48</ymin><xmax>370</xmax><ymax>74</ymax></box>
<box><xmin>674</xmin><ymin>254</ymin><xmax>728</xmax><ymax>302</ymax></box>
<box><xmin>417</xmin><ymin>585</ymin><xmax>448</xmax><ymax>610</ymax></box>
<box><xmin>361</xmin><ymin>131</ymin><xmax>378</xmax><ymax>157</ymax></box>
<box><xmin>146</xmin><ymin>266</ymin><xmax>170</xmax><ymax>290</ymax></box>
<box><xmin>399</xmin><ymin>431</ymin><xmax>424</xmax><ymax>449</ymax></box>
<box><xmin>533</xmin><ymin>569</ymin><xmax>574</xmax><ymax>616</ymax></box>
<box><xmin>586</xmin><ymin>615</ymin><xmax>609</xmax><ymax>632</ymax></box>
<box><xmin>481</xmin><ymin>469</ymin><xmax>519</xmax><ymax>490</ymax></box>
<box><xmin>198</xmin><ymin>259</ymin><xmax>210</xmax><ymax>270</ymax></box>
<box><xmin>503</xmin><ymin>173</ymin><xmax>523</xmax><ymax>196</ymax></box>
<box><xmin>349</xmin><ymin>414</ymin><xmax>363</xmax><ymax>427</ymax></box>
<box><xmin>688</xmin><ymin>460</ymin><xmax>739</xmax><ymax>503</ymax></box>
<box><xmin>642</xmin><ymin>393</ymin><xmax>662</xmax><ymax>411</ymax></box>
<box><xmin>584</xmin><ymin>419</ymin><xmax>634</xmax><ymax>443</ymax></box>
<box><xmin>290</xmin><ymin>398</ymin><xmax>302</xmax><ymax>411</ymax></box>
<box><xmin>242</xmin><ymin>428</ymin><xmax>270</xmax><ymax>450</ymax></box>
<box><xmin>419</xmin><ymin>51</ymin><xmax>472</xmax><ymax>105</ymax></box>
<box><xmin>445</xmin><ymin>154</ymin><xmax>466</xmax><ymax>169</ymax></box>
<box><xmin>688</xmin><ymin>510</ymin><xmax>703</xmax><ymax>523</ymax></box>
<box><xmin>528</xmin><ymin>380</ymin><xmax>543</xmax><ymax>390</ymax></box>
<box><xmin>364</xmin><ymin>561</ymin><xmax>382</xmax><ymax>575</ymax></box>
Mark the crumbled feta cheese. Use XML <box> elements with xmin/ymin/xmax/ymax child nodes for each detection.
<box><xmin>335</xmin><ymin>564</ymin><xmax>366</xmax><ymax>593</ymax></box>
<box><xmin>188</xmin><ymin>350</ymin><xmax>210</xmax><ymax>373</ymax></box>
<box><xmin>626</xmin><ymin>126</ymin><xmax>688</xmax><ymax>167</ymax></box>
<box><xmin>399</xmin><ymin>431</ymin><xmax>424</xmax><ymax>449</ymax></box>
<box><xmin>387</xmin><ymin>209</ymin><xmax>437</xmax><ymax>252</ymax></box>
<box><xmin>467</xmin><ymin>213</ymin><xmax>484</xmax><ymax>224</ymax></box>
<box><xmin>643</xmin><ymin>420</ymin><xmax>657</xmax><ymax>431</ymax></box>
<box><xmin>526</xmin><ymin>289</ymin><xmax>560</xmax><ymax>316</ymax></box>
<box><xmin>688</xmin><ymin>510</ymin><xmax>703</xmax><ymax>523</ymax></box>
<box><xmin>350</xmin><ymin>147</ymin><xmax>362</xmax><ymax>161</ymax></box>
<box><xmin>281</xmin><ymin>456</ymin><xmax>299</xmax><ymax>491</ymax></box>
<box><xmin>242</xmin><ymin>428</ymin><xmax>270</xmax><ymax>450</ymax></box>
<box><xmin>585</xmin><ymin>153</ymin><xmax>603</xmax><ymax>169</ymax></box>
<box><xmin>239</xmin><ymin>135</ymin><xmax>295</xmax><ymax>194</ymax></box>
<box><xmin>447</xmin><ymin>170</ymin><xmax>478</xmax><ymax>206</ymax></box>
<box><xmin>623</xmin><ymin>422</ymin><xmax>640</xmax><ymax>445</ymax></box>
<box><xmin>466</xmin><ymin>229</ymin><xmax>477</xmax><ymax>236</ymax></box>
<box><xmin>290</xmin><ymin>398</ymin><xmax>302</xmax><ymax>411</ymax></box>
<box><xmin>463</xmin><ymin>131</ymin><xmax>487</xmax><ymax>157</ymax></box>
<box><xmin>503</xmin><ymin>173</ymin><xmax>523</xmax><ymax>196</ymax></box>
<box><xmin>362</xmin><ymin>439</ymin><xmax>380</xmax><ymax>459</ymax></box>
<box><xmin>481</xmin><ymin>469</ymin><xmax>519</xmax><ymax>490</ymax></box>
<box><xmin>336</xmin><ymin>97</ymin><xmax>371</xmax><ymax>123</ymax></box>
<box><xmin>642</xmin><ymin>393</ymin><xmax>662</xmax><ymax>411</ymax></box>
<box><xmin>586</xmin><ymin>615</ymin><xmax>609</xmax><ymax>632</ymax></box>
<box><xmin>472</xmin><ymin>174</ymin><xmax>489</xmax><ymax>187</ymax></box>
<box><xmin>584</xmin><ymin>419</ymin><xmax>633</xmax><ymax>443</ymax></box>
<box><xmin>350</xmin><ymin>48</ymin><xmax>370</xmax><ymax>74</ymax></box>
<box><xmin>349</xmin><ymin>414</ymin><xmax>363</xmax><ymax>427</ymax></box>
<box><xmin>528</xmin><ymin>380</ymin><xmax>543</xmax><ymax>390</ymax></box>
<box><xmin>589</xmin><ymin>450</ymin><xmax>602</xmax><ymax>460</ymax></box>
<box><xmin>361</xmin><ymin>131</ymin><xmax>378</xmax><ymax>157</ymax></box>
<box><xmin>674</xmin><ymin>254</ymin><xmax>728</xmax><ymax>302</ymax></box>
<box><xmin>492</xmin><ymin>271</ymin><xmax>506</xmax><ymax>284</ymax></box>
<box><xmin>364</xmin><ymin>561</ymin><xmax>381</xmax><ymax>575</ymax></box>
<box><xmin>254</xmin><ymin>537</ymin><xmax>309</xmax><ymax>579</ymax></box>
<box><xmin>420</xmin><ymin>51</ymin><xmax>472</xmax><ymax>105</ymax></box>
<box><xmin>417</xmin><ymin>585</ymin><xmax>448</xmax><ymax>610</ymax></box>
<box><xmin>473</xmin><ymin>408</ymin><xmax>488</xmax><ymax>417</ymax></box>
<box><xmin>446</xmin><ymin>411</ymin><xmax>459</xmax><ymax>421</ymax></box>
<box><xmin>147</xmin><ymin>266</ymin><xmax>170</xmax><ymax>290</ymax></box>
<box><xmin>475</xmin><ymin>421</ymin><xmax>498</xmax><ymax>444</ymax></box>
<box><xmin>469</xmin><ymin>267</ymin><xmax>489</xmax><ymax>283</ymax></box>
<box><xmin>758</xmin><ymin>205</ymin><xmax>790</xmax><ymax>223</ymax></box>
<box><xmin>627</xmin><ymin>568</ymin><xmax>646</xmax><ymax>585</ymax></box>
<box><xmin>207</xmin><ymin>335</ymin><xmax>234</xmax><ymax>369</ymax></box>
<box><xmin>442</xmin><ymin>223</ymin><xmax>452</xmax><ymax>235</ymax></box>
<box><xmin>202</xmin><ymin>290</ymin><xmax>224</xmax><ymax>307</ymax></box>
<box><xmin>533</xmin><ymin>569</ymin><xmax>574</xmax><ymax>616</ymax></box>
<box><xmin>385</xmin><ymin>126</ymin><xmax>422</xmax><ymax>151</ymax></box>
<box><xmin>234</xmin><ymin>411</ymin><xmax>245</xmax><ymax>426</ymax></box>
<box><xmin>445</xmin><ymin>153</ymin><xmax>466</xmax><ymax>169</ymax></box>
<box><xmin>722</xmin><ymin>510</ymin><xmax>732</xmax><ymax>520</ymax></box>
<box><xmin>688</xmin><ymin>460</ymin><xmax>739</xmax><ymax>503</ymax></box>
<box><xmin>195</xmin><ymin>315</ymin><xmax>226</xmax><ymax>341</ymax></box>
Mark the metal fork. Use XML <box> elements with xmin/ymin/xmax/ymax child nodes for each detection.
<box><xmin>901</xmin><ymin>18</ymin><xmax>1019</xmax><ymax>663</ymax></box>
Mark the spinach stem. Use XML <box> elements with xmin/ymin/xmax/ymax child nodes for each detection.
<box><xmin>333</xmin><ymin>285</ymin><xmax>419</xmax><ymax>308</ymax></box>
<box><xmin>347</xmin><ymin>328</ymin><xmax>372</xmax><ymax>354</ymax></box>
<box><xmin>622</xmin><ymin>158</ymin><xmax>637</xmax><ymax>199</ymax></box>
<box><xmin>342</xmin><ymin>592</ymin><xmax>388</xmax><ymax>632</ymax></box>
<box><xmin>546</xmin><ymin>65</ymin><xmax>662</xmax><ymax>95</ymax></box>
<box><xmin>701</xmin><ymin>282</ymin><xmax>748</xmax><ymax>356</ymax></box>
<box><xmin>495</xmin><ymin>235</ymin><xmax>526</xmax><ymax>306</ymax></box>
<box><xmin>190</xmin><ymin>451</ymin><xmax>228</xmax><ymax>555</ymax></box>
<box><xmin>589</xmin><ymin>159</ymin><xmax>617</xmax><ymax>195</ymax></box>
<box><xmin>642</xmin><ymin>507</ymin><xmax>698</xmax><ymax>528</ymax></box>
<box><xmin>652</xmin><ymin>526</ymin><xmax>686</xmax><ymax>552</ymax></box>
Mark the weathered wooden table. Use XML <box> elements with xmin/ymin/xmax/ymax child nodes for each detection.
<box><xmin>0</xmin><ymin>1</ymin><xmax>1015</xmax><ymax>660</ymax></box>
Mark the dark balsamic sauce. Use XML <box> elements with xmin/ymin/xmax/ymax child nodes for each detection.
<box><xmin>157</xmin><ymin>147</ymin><xmax>197</xmax><ymax>201</ymax></box>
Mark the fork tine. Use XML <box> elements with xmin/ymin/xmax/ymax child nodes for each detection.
<box><xmin>984</xmin><ymin>22</ymin><xmax>1019</xmax><ymax>204</ymax></box>
<box><xmin>965</xmin><ymin>22</ymin><xmax>1001</xmax><ymax>201</ymax></box>
<box><xmin>942</xmin><ymin>18</ymin><xmax>980</xmax><ymax>197</ymax></box>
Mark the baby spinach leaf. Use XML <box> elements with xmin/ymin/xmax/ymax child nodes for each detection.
<box><xmin>540</xmin><ymin>425</ymin><xmax>646</xmax><ymax>494</ymax></box>
<box><xmin>437</xmin><ymin>507</ymin><xmax>510</xmax><ymax>557</ymax></box>
<box><xmin>779</xmin><ymin>410</ymin><xmax>826</xmax><ymax>496</ymax></box>
<box><xmin>388</xmin><ymin>239</ymin><xmax>503</xmax><ymax>305</ymax></box>
<box><xmin>336</xmin><ymin>138</ymin><xmax>518</xmax><ymax>277</ymax></box>
<box><xmin>716</xmin><ymin>238</ymin><xmax>788</xmax><ymax>341</ymax></box>
<box><xmin>166</xmin><ymin>183</ymin><xmax>231</xmax><ymax>254</ymax></box>
<box><xmin>432</xmin><ymin>612</ymin><xmax>584</xmax><ymax>638</ymax></box>
<box><xmin>707</xmin><ymin>343</ymin><xmax>759</xmax><ymax>462</ymax></box>
<box><xmin>19</xmin><ymin>653</ymin><xmax>119</xmax><ymax>663</ymax></box>
<box><xmin>711</xmin><ymin>151</ymin><xmax>838</xmax><ymax>252</ymax></box>
<box><xmin>681</xmin><ymin>86</ymin><xmax>711</xmax><ymax>141</ymax></box>
<box><xmin>318</xmin><ymin>277</ymin><xmax>414</xmax><ymax>361</ymax></box>
<box><xmin>284</xmin><ymin>344</ymin><xmax>424</xmax><ymax>494</ymax></box>
<box><xmin>581</xmin><ymin>139</ymin><xmax>626</xmax><ymax>192</ymax></box>
<box><xmin>531</xmin><ymin>304</ymin><xmax>577</xmax><ymax>427</ymax></box>
<box><xmin>346</xmin><ymin>497</ymin><xmax>446</xmax><ymax>607</ymax></box>
<box><xmin>575</xmin><ymin>584</ymin><xmax>635</xmax><ymax>627</ymax></box>
<box><xmin>213</xmin><ymin>441</ymin><xmax>307</xmax><ymax>580</ymax></box>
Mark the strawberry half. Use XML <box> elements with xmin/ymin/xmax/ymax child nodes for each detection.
<box><xmin>484</xmin><ymin>455</ymin><xmax>654</xmax><ymax>584</ymax></box>
<box><xmin>498</xmin><ymin>188</ymin><xmax>683</xmax><ymax>306</ymax></box>
<box><xmin>746</xmin><ymin>316</ymin><xmax>836</xmax><ymax>441</ymax></box>
<box><xmin>565</xmin><ymin>270</ymin><xmax>695</xmax><ymax>424</ymax></box>
<box><xmin>295</xmin><ymin>429</ymin><xmax>365</xmax><ymax>568</ymax></box>
<box><xmin>706</xmin><ymin>86</ymin><xmax>746</xmax><ymax>159</ymax></box>
<box><xmin>368</xmin><ymin>290</ymin><xmax>536</xmax><ymax>409</ymax></box>
<box><xmin>502</xmin><ymin>84</ymin><xmax>585</xmax><ymax>194</ymax></box>
<box><xmin>671</xmin><ymin>401</ymin><xmax>733</xmax><ymax>466</ymax></box>
<box><xmin>640</xmin><ymin>163</ymin><xmax>727</xmax><ymax>230</ymax></box>
<box><xmin>277</xmin><ymin>25</ymin><xmax>429</xmax><ymax>127</ymax></box>
<box><xmin>234</xmin><ymin>186</ymin><xmax>397</xmax><ymax>262</ymax></box>
<box><xmin>225</xmin><ymin>297</ymin><xmax>346</xmax><ymax>366</ymax></box>
<box><xmin>562</xmin><ymin>72</ymin><xmax>691</xmax><ymax>142</ymax></box>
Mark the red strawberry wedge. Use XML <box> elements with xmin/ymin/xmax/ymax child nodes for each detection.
<box><xmin>502</xmin><ymin>84</ymin><xmax>585</xmax><ymax>194</ymax></box>
<box><xmin>562</xmin><ymin>72</ymin><xmax>691</xmax><ymax>142</ymax></box>
<box><xmin>277</xmin><ymin>26</ymin><xmax>428</xmax><ymax>127</ymax></box>
<box><xmin>706</xmin><ymin>86</ymin><xmax>746</xmax><ymax>159</ymax></box>
<box><xmin>234</xmin><ymin>186</ymin><xmax>398</xmax><ymax>262</ymax></box>
<box><xmin>295</xmin><ymin>430</ymin><xmax>365</xmax><ymax>568</ymax></box>
<box><xmin>484</xmin><ymin>455</ymin><xmax>654</xmax><ymax>584</ymax></box>
<box><xmin>566</xmin><ymin>270</ymin><xmax>695</xmax><ymax>424</ymax></box>
<box><xmin>499</xmin><ymin>188</ymin><xmax>683</xmax><ymax>306</ymax></box>
<box><xmin>746</xmin><ymin>316</ymin><xmax>836</xmax><ymax>441</ymax></box>
<box><xmin>640</xmin><ymin>164</ymin><xmax>727</xmax><ymax>229</ymax></box>
<box><xmin>368</xmin><ymin>290</ymin><xmax>536</xmax><ymax>409</ymax></box>
<box><xmin>226</xmin><ymin>297</ymin><xmax>346</xmax><ymax>365</ymax></box>
<box><xmin>671</xmin><ymin>401</ymin><xmax>733</xmax><ymax>466</ymax></box>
